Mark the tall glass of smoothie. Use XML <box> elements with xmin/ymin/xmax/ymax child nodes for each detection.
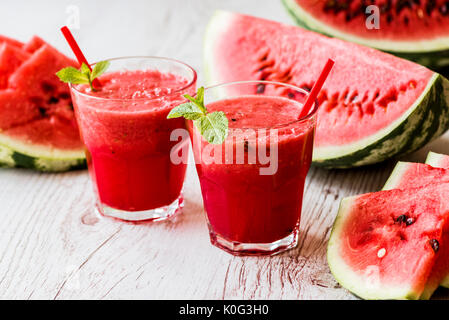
<box><xmin>70</xmin><ymin>56</ymin><xmax>196</xmax><ymax>221</ymax></box>
<box><xmin>189</xmin><ymin>81</ymin><xmax>317</xmax><ymax>255</ymax></box>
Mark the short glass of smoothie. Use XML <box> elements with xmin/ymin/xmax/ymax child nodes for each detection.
<box><xmin>189</xmin><ymin>81</ymin><xmax>317</xmax><ymax>255</ymax></box>
<box><xmin>70</xmin><ymin>56</ymin><xmax>196</xmax><ymax>221</ymax></box>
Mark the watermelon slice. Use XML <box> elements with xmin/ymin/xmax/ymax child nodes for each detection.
<box><xmin>0</xmin><ymin>35</ymin><xmax>85</xmax><ymax>171</ymax></box>
<box><xmin>0</xmin><ymin>43</ymin><xmax>30</xmax><ymax>89</ymax></box>
<box><xmin>204</xmin><ymin>11</ymin><xmax>449</xmax><ymax>168</ymax></box>
<box><xmin>383</xmin><ymin>162</ymin><xmax>449</xmax><ymax>191</ymax></box>
<box><xmin>381</xmin><ymin>155</ymin><xmax>449</xmax><ymax>293</ymax></box>
<box><xmin>328</xmin><ymin>184</ymin><xmax>449</xmax><ymax>299</ymax></box>
<box><xmin>0</xmin><ymin>35</ymin><xmax>23</xmax><ymax>48</ymax></box>
<box><xmin>426</xmin><ymin>151</ymin><xmax>449</xmax><ymax>168</ymax></box>
<box><xmin>23</xmin><ymin>35</ymin><xmax>46</xmax><ymax>53</ymax></box>
<box><xmin>282</xmin><ymin>0</ymin><xmax>449</xmax><ymax>70</ymax></box>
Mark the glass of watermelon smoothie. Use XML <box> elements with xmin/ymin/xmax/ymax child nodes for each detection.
<box><xmin>189</xmin><ymin>81</ymin><xmax>317</xmax><ymax>255</ymax></box>
<box><xmin>70</xmin><ymin>56</ymin><xmax>196</xmax><ymax>221</ymax></box>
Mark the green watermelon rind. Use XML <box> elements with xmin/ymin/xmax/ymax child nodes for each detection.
<box><xmin>204</xmin><ymin>11</ymin><xmax>449</xmax><ymax>168</ymax></box>
<box><xmin>281</xmin><ymin>0</ymin><xmax>449</xmax><ymax>69</ymax></box>
<box><xmin>313</xmin><ymin>75</ymin><xmax>449</xmax><ymax>168</ymax></box>
<box><xmin>327</xmin><ymin>196</ymin><xmax>421</xmax><ymax>300</ymax></box>
<box><xmin>0</xmin><ymin>133</ymin><xmax>85</xmax><ymax>172</ymax></box>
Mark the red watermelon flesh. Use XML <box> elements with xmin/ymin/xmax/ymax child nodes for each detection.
<box><xmin>23</xmin><ymin>35</ymin><xmax>46</xmax><ymax>53</ymax></box>
<box><xmin>0</xmin><ymin>35</ymin><xmax>23</xmax><ymax>48</ymax></box>
<box><xmin>384</xmin><ymin>162</ymin><xmax>449</xmax><ymax>190</ymax></box>
<box><xmin>328</xmin><ymin>183</ymin><xmax>449</xmax><ymax>299</ymax></box>
<box><xmin>292</xmin><ymin>0</ymin><xmax>449</xmax><ymax>42</ymax></box>
<box><xmin>0</xmin><ymin>90</ymin><xmax>41</xmax><ymax>129</ymax></box>
<box><xmin>4</xmin><ymin>115</ymin><xmax>82</xmax><ymax>150</ymax></box>
<box><xmin>205</xmin><ymin>11</ymin><xmax>435</xmax><ymax>148</ymax></box>
<box><xmin>0</xmin><ymin>43</ymin><xmax>30</xmax><ymax>89</ymax></box>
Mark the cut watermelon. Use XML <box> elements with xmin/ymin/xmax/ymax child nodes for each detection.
<box><xmin>0</xmin><ymin>43</ymin><xmax>30</xmax><ymax>89</ymax></box>
<box><xmin>382</xmin><ymin>156</ymin><xmax>449</xmax><ymax>293</ymax></box>
<box><xmin>23</xmin><ymin>35</ymin><xmax>46</xmax><ymax>53</ymax></box>
<box><xmin>383</xmin><ymin>162</ymin><xmax>449</xmax><ymax>190</ymax></box>
<box><xmin>0</xmin><ymin>35</ymin><xmax>85</xmax><ymax>171</ymax></box>
<box><xmin>282</xmin><ymin>0</ymin><xmax>449</xmax><ymax>70</ymax></box>
<box><xmin>0</xmin><ymin>35</ymin><xmax>23</xmax><ymax>48</ymax></box>
<box><xmin>204</xmin><ymin>11</ymin><xmax>449</xmax><ymax>168</ymax></box>
<box><xmin>328</xmin><ymin>184</ymin><xmax>449</xmax><ymax>299</ymax></box>
<box><xmin>426</xmin><ymin>151</ymin><xmax>449</xmax><ymax>168</ymax></box>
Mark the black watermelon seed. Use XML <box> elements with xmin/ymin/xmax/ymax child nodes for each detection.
<box><xmin>244</xmin><ymin>140</ymin><xmax>249</xmax><ymax>152</ymax></box>
<box><xmin>405</xmin><ymin>217</ymin><xmax>415</xmax><ymax>226</ymax></box>
<box><xmin>48</xmin><ymin>96</ymin><xmax>59</xmax><ymax>104</ymax></box>
<box><xmin>396</xmin><ymin>215</ymin><xmax>407</xmax><ymax>224</ymax></box>
<box><xmin>231</xmin><ymin>118</ymin><xmax>237</xmax><ymax>122</ymax></box>
<box><xmin>256</xmin><ymin>83</ymin><xmax>266</xmax><ymax>94</ymax></box>
<box><xmin>38</xmin><ymin>107</ymin><xmax>47</xmax><ymax>116</ymax></box>
<box><xmin>430</xmin><ymin>239</ymin><xmax>439</xmax><ymax>253</ymax></box>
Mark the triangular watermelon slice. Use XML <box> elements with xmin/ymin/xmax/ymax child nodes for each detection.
<box><xmin>23</xmin><ymin>35</ymin><xmax>46</xmax><ymax>53</ymax></box>
<box><xmin>204</xmin><ymin>11</ymin><xmax>449</xmax><ymax>168</ymax></box>
<box><xmin>328</xmin><ymin>183</ymin><xmax>449</xmax><ymax>299</ymax></box>
<box><xmin>0</xmin><ymin>43</ymin><xmax>30</xmax><ymax>89</ymax></box>
<box><xmin>0</xmin><ymin>35</ymin><xmax>85</xmax><ymax>171</ymax></box>
<box><xmin>382</xmin><ymin>154</ymin><xmax>449</xmax><ymax>293</ymax></box>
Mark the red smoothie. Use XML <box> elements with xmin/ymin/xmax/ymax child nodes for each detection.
<box><xmin>71</xmin><ymin>66</ymin><xmax>195</xmax><ymax>219</ymax></box>
<box><xmin>190</xmin><ymin>95</ymin><xmax>316</xmax><ymax>252</ymax></box>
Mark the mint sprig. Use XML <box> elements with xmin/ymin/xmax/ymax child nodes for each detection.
<box><xmin>56</xmin><ymin>60</ymin><xmax>110</xmax><ymax>91</ymax></box>
<box><xmin>167</xmin><ymin>87</ymin><xmax>228</xmax><ymax>144</ymax></box>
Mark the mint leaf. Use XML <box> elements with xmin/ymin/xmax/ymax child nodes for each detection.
<box><xmin>167</xmin><ymin>103</ymin><xmax>204</xmax><ymax>120</ymax></box>
<box><xmin>91</xmin><ymin>60</ymin><xmax>110</xmax><ymax>80</ymax></box>
<box><xmin>56</xmin><ymin>67</ymin><xmax>89</xmax><ymax>84</ymax></box>
<box><xmin>194</xmin><ymin>111</ymin><xmax>228</xmax><ymax>145</ymax></box>
<box><xmin>56</xmin><ymin>61</ymin><xmax>110</xmax><ymax>92</ymax></box>
<box><xmin>167</xmin><ymin>87</ymin><xmax>229</xmax><ymax>144</ymax></box>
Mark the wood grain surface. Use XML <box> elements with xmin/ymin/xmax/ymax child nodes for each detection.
<box><xmin>0</xmin><ymin>0</ymin><xmax>448</xmax><ymax>300</ymax></box>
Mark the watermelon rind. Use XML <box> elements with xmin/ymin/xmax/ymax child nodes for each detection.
<box><xmin>0</xmin><ymin>133</ymin><xmax>85</xmax><ymax>172</ymax></box>
<box><xmin>281</xmin><ymin>0</ymin><xmax>449</xmax><ymax>70</ymax></box>
<box><xmin>204</xmin><ymin>11</ymin><xmax>449</xmax><ymax>168</ymax></box>
<box><xmin>382</xmin><ymin>161</ymin><xmax>413</xmax><ymax>191</ymax></box>
<box><xmin>327</xmin><ymin>196</ymin><xmax>421</xmax><ymax>300</ymax></box>
<box><xmin>426</xmin><ymin>151</ymin><xmax>449</xmax><ymax>168</ymax></box>
<box><xmin>312</xmin><ymin>75</ymin><xmax>449</xmax><ymax>168</ymax></box>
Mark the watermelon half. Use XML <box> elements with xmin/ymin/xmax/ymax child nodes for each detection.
<box><xmin>328</xmin><ymin>183</ymin><xmax>449</xmax><ymax>299</ymax></box>
<box><xmin>204</xmin><ymin>11</ymin><xmax>449</xmax><ymax>168</ymax></box>
<box><xmin>0</xmin><ymin>36</ymin><xmax>85</xmax><ymax>172</ymax></box>
<box><xmin>282</xmin><ymin>0</ymin><xmax>449</xmax><ymax>70</ymax></box>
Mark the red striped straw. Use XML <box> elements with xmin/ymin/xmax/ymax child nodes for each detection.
<box><xmin>299</xmin><ymin>58</ymin><xmax>335</xmax><ymax>119</ymax></box>
<box><xmin>60</xmin><ymin>26</ymin><xmax>101</xmax><ymax>88</ymax></box>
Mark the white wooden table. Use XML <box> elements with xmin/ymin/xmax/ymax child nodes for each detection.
<box><xmin>1</xmin><ymin>0</ymin><xmax>449</xmax><ymax>300</ymax></box>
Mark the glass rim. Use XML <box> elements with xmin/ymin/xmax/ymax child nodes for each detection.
<box><xmin>202</xmin><ymin>80</ymin><xmax>319</xmax><ymax>130</ymax></box>
<box><xmin>69</xmin><ymin>55</ymin><xmax>197</xmax><ymax>102</ymax></box>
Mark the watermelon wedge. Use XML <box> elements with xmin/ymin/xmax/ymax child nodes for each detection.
<box><xmin>381</xmin><ymin>155</ymin><xmax>449</xmax><ymax>293</ymax></box>
<box><xmin>282</xmin><ymin>0</ymin><xmax>449</xmax><ymax>70</ymax></box>
<box><xmin>0</xmin><ymin>43</ymin><xmax>30</xmax><ymax>89</ymax></box>
<box><xmin>328</xmin><ymin>184</ymin><xmax>449</xmax><ymax>299</ymax></box>
<box><xmin>204</xmin><ymin>11</ymin><xmax>449</xmax><ymax>168</ymax></box>
<box><xmin>426</xmin><ymin>151</ymin><xmax>449</xmax><ymax>168</ymax></box>
<box><xmin>0</xmin><ymin>35</ymin><xmax>85</xmax><ymax>171</ymax></box>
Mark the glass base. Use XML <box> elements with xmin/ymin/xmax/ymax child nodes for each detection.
<box><xmin>208</xmin><ymin>225</ymin><xmax>299</xmax><ymax>256</ymax></box>
<box><xmin>96</xmin><ymin>195</ymin><xmax>184</xmax><ymax>222</ymax></box>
